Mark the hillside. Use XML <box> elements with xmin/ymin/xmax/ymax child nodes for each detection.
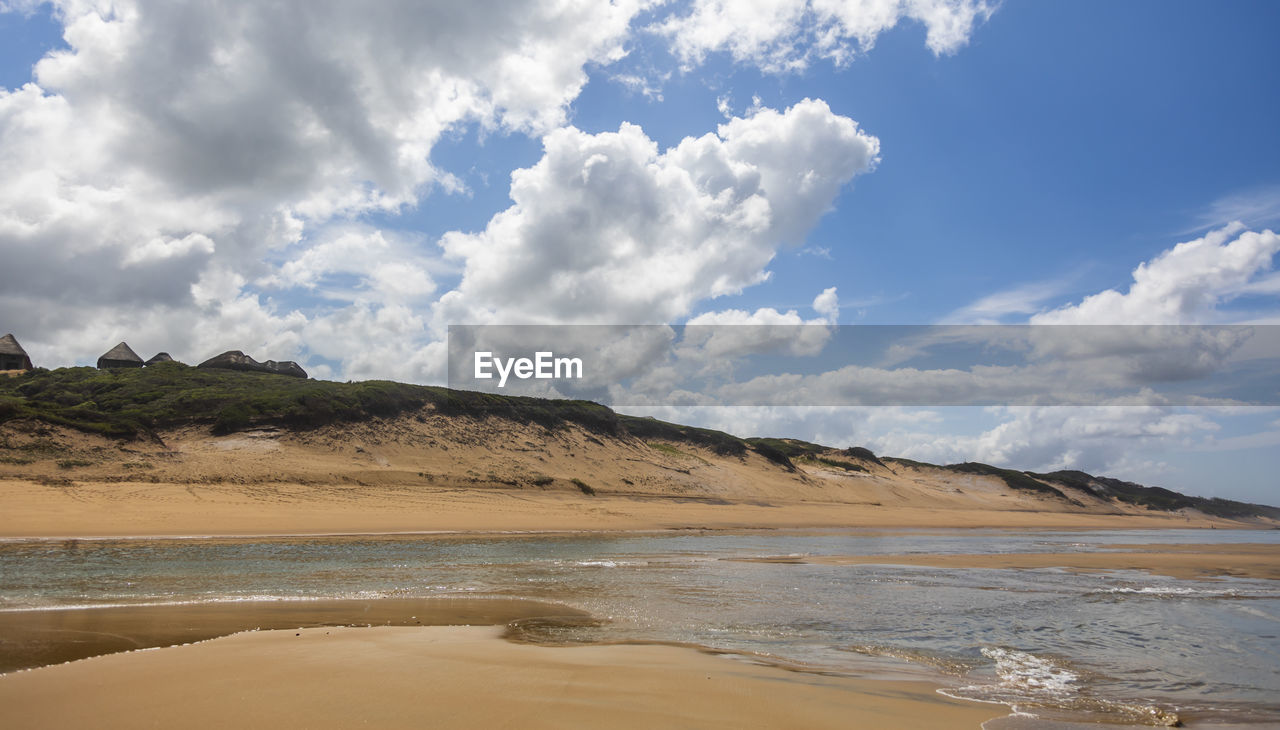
<box><xmin>0</xmin><ymin>365</ymin><xmax>1276</xmax><ymax>536</ymax></box>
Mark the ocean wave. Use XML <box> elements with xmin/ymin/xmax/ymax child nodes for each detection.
<box><xmin>839</xmin><ymin>643</ymin><xmax>978</xmax><ymax>676</ymax></box>
<box><xmin>941</xmin><ymin>647</ymin><xmax>1180</xmax><ymax>726</ymax></box>
<box><xmin>0</xmin><ymin>590</ymin><xmax>512</xmax><ymax>612</ymax></box>
<box><xmin>1090</xmin><ymin>585</ymin><xmax>1248</xmax><ymax>598</ymax></box>
<box><xmin>983</xmin><ymin>647</ymin><xmax>1081</xmax><ymax>696</ymax></box>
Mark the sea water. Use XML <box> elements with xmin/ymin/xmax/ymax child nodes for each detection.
<box><xmin>1</xmin><ymin>529</ymin><xmax>1277</xmax><ymax>727</ymax></box>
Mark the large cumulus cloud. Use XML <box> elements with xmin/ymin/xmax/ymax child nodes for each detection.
<box><xmin>433</xmin><ymin>99</ymin><xmax>878</xmax><ymax>326</ymax></box>
<box><xmin>0</xmin><ymin>0</ymin><xmax>640</xmax><ymax>366</ymax></box>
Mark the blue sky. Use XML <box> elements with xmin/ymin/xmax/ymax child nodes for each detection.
<box><xmin>633</xmin><ymin>1</ymin><xmax>1280</xmax><ymax>324</ymax></box>
<box><xmin>2</xmin><ymin>0</ymin><xmax>1278</xmax><ymax>502</ymax></box>
<box><xmin>362</xmin><ymin>0</ymin><xmax>1280</xmax><ymax>326</ymax></box>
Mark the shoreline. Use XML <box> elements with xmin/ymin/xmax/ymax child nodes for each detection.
<box><xmin>5</xmin><ymin>540</ymin><xmax>1275</xmax><ymax>673</ymax></box>
<box><xmin>3</xmin><ymin>535</ymin><xmax>1273</xmax><ymax>727</ymax></box>
<box><xmin>730</xmin><ymin>542</ymin><xmax>1280</xmax><ymax>581</ymax></box>
<box><xmin>1</xmin><ymin>521</ymin><xmax>1263</xmax><ymax>544</ymax></box>
<box><xmin>0</xmin><ymin>624</ymin><xmax>1004</xmax><ymax>729</ymax></box>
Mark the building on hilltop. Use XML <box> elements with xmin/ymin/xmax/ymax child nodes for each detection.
<box><xmin>97</xmin><ymin>342</ymin><xmax>144</xmax><ymax>369</ymax></box>
<box><xmin>0</xmin><ymin>334</ymin><xmax>33</xmax><ymax>371</ymax></box>
<box><xmin>145</xmin><ymin>352</ymin><xmax>176</xmax><ymax>366</ymax></box>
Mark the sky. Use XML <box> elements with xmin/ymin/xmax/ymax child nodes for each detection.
<box><xmin>2</xmin><ymin>0</ymin><xmax>1279</xmax><ymax>502</ymax></box>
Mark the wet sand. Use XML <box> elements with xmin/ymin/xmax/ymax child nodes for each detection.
<box><xmin>0</xmin><ymin>624</ymin><xmax>1001</xmax><ymax>729</ymax></box>
<box><xmin>0</xmin><ymin>597</ymin><xmax>590</xmax><ymax>674</ymax></box>
<box><xmin>734</xmin><ymin>543</ymin><xmax>1280</xmax><ymax>580</ymax></box>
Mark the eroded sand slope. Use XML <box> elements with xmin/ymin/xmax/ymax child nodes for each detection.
<box><xmin>0</xmin><ymin>411</ymin><xmax>1268</xmax><ymax>537</ymax></box>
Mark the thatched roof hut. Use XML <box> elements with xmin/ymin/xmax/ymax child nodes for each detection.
<box><xmin>97</xmin><ymin>342</ymin><xmax>144</xmax><ymax>369</ymax></box>
<box><xmin>145</xmin><ymin>352</ymin><xmax>176</xmax><ymax>366</ymax></box>
<box><xmin>0</xmin><ymin>334</ymin><xmax>32</xmax><ymax>371</ymax></box>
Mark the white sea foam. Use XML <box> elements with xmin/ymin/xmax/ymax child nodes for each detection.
<box><xmin>1093</xmin><ymin>585</ymin><xmax>1241</xmax><ymax>597</ymax></box>
<box><xmin>983</xmin><ymin>647</ymin><xmax>1080</xmax><ymax>696</ymax></box>
<box><xmin>942</xmin><ymin>648</ymin><xmax>1182</xmax><ymax>726</ymax></box>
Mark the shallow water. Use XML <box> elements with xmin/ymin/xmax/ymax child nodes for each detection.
<box><xmin>2</xmin><ymin>529</ymin><xmax>1278</xmax><ymax>726</ymax></box>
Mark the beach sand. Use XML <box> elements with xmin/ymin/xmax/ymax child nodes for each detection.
<box><xmin>0</xmin><ymin>624</ymin><xmax>1001</xmax><ymax>729</ymax></box>
<box><xmin>0</xmin><ymin>477</ymin><xmax>1237</xmax><ymax>539</ymax></box>
<box><xmin>0</xmin><ymin>597</ymin><xmax>592</xmax><ymax>674</ymax></box>
<box><xmin>1</xmin><ymin>417</ymin><xmax>1266</xmax><ymax>540</ymax></box>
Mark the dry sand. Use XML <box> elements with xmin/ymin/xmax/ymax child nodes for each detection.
<box><xmin>735</xmin><ymin>543</ymin><xmax>1280</xmax><ymax>580</ymax></box>
<box><xmin>1</xmin><ymin>415</ymin><xmax>1259</xmax><ymax>538</ymax></box>
<box><xmin>0</xmin><ymin>624</ymin><xmax>1001</xmax><ymax>730</ymax></box>
<box><xmin>0</xmin><ymin>477</ymin><xmax>1238</xmax><ymax>539</ymax></box>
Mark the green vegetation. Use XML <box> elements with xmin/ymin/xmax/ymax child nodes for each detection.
<box><xmin>0</xmin><ymin>364</ymin><xmax>623</xmax><ymax>440</ymax></box>
<box><xmin>944</xmin><ymin>462</ymin><xmax>1073</xmax><ymax>501</ymax></box>
<box><xmin>646</xmin><ymin>442</ymin><xmax>687</xmax><ymax>457</ymax></box>
<box><xmin>2</xmin><ymin>365</ymin><xmax>1276</xmax><ymax>519</ymax></box>
<box><xmin>798</xmin><ymin>455</ymin><xmax>868</xmax><ymax>473</ymax></box>
<box><xmin>842</xmin><ymin>446</ymin><xmax>884</xmax><ymax>467</ymax></box>
<box><xmin>1032</xmin><ymin>470</ymin><xmax>1280</xmax><ymax>520</ymax></box>
<box><xmin>746</xmin><ymin>438</ymin><xmax>879</xmax><ymax>472</ymax></box>
<box><xmin>749</xmin><ymin>441</ymin><xmax>795</xmax><ymax>470</ymax></box>
<box><xmin>882</xmin><ymin>456</ymin><xmax>936</xmax><ymax>470</ymax></box>
<box><xmin>443</xmin><ymin>389</ymin><xmax>621</xmax><ymax>435</ymax></box>
<box><xmin>884</xmin><ymin>460</ymin><xmax>1280</xmax><ymax>518</ymax></box>
<box><xmin>885</xmin><ymin>457</ymin><xmax>1073</xmax><ymax>501</ymax></box>
<box><xmin>619</xmin><ymin>416</ymin><xmax>746</xmax><ymax>456</ymax></box>
<box><xmin>0</xmin><ymin>364</ymin><xmax>433</xmax><ymax>438</ymax></box>
<box><xmin>745</xmin><ymin>437</ymin><xmax>826</xmax><ymax>458</ymax></box>
<box><xmin>645</xmin><ymin>441</ymin><xmax>713</xmax><ymax>466</ymax></box>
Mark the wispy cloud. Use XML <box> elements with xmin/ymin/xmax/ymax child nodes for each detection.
<box><xmin>939</xmin><ymin>273</ymin><xmax>1080</xmax><ymax>324</ymax></box>
<box><xmin>1185</xmin><ymin>185</ymin><xmax>1280</xmax><ymax>233</ymax></box>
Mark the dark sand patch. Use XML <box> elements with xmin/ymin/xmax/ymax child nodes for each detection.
<box><xmin>0</xmin><ymin>597</ymin><xmax>590</xmax><ymax>673</ymax></box>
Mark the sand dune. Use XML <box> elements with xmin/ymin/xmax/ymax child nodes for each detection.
<box><xmin>0</xmin><ymin>413</ymin><xmax>1265</xmax><ymax>538</ymax></box>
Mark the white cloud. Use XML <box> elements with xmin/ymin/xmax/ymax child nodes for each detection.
<box><xmin>0</xmin><ymin>0</ymin><xmax>972</xmax><ymax>382</ymax></box>
<box><xmin>260</xmin><ymin>226</ymin><xmax>437</xmax><ymax>305</ymax></box>
<box><xmin>1032</xmin><ymin>223</ymin><xmax>1280</xmax><ymax>325</ymax></box>
<box><xmin>896</xmin><ymin>222</ymin><xmax>1280</xmax><ymax>483</ymax></box>
<box><xmin>812</xmin><ymin>286</ymin><xmax>839</xmax><ymax>320</ymax></box>
<box><xmin>655</xmin><ymin>0</ymin><xmax>996</xmax><ymax>72</ymax></box>
<box><xmin>434</xmin><ymin>99</ymin><xmax>878</xmax><ymax>327</ymax></box>
<box><xmin>0</xmin><ymin>0</ymin><xmax>644</xmax><ymax>369</ymax></box>
<box><xmin>1191</xmin><ymin>185</ymin><xmax>1280</xmax><ymax>232</ymax></box>
<box><xmin>708</xmin><ymin>403</ymin><xmax>1214</xmax><ymax>478</ymax></box>
<box><xmin>681</xmin><ymin>317</ymin><xmax>833</xmax><ymax>364</ymax></box>
<box><xmin>956</xmin><ymin>406</ymin><xmax>1217</xmax><ymax>473</ymax></box>
<box><xmin>940</xmin><ymin>276</ymin><xmax>1075</xmax><ymax>324</ymax></box>
<box><xmin>611</xmin><ymin>71</ymin><xmax>669</xmax><ymax>101</ymax></box>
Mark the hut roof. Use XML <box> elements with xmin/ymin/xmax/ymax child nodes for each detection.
<box><xmin>99</xmin><ymin>341</ymin><xmax>143</xmax><ymax>363</ymax></box>
<box><xmin>0</xmin><ymin>334</ymin><xmax>28</xmax><ymax>357</ymax></box>
<box><xmin>145</xmin><ymin>352</ymin><xmax>175</xmax><ymax>365</ymax></box>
